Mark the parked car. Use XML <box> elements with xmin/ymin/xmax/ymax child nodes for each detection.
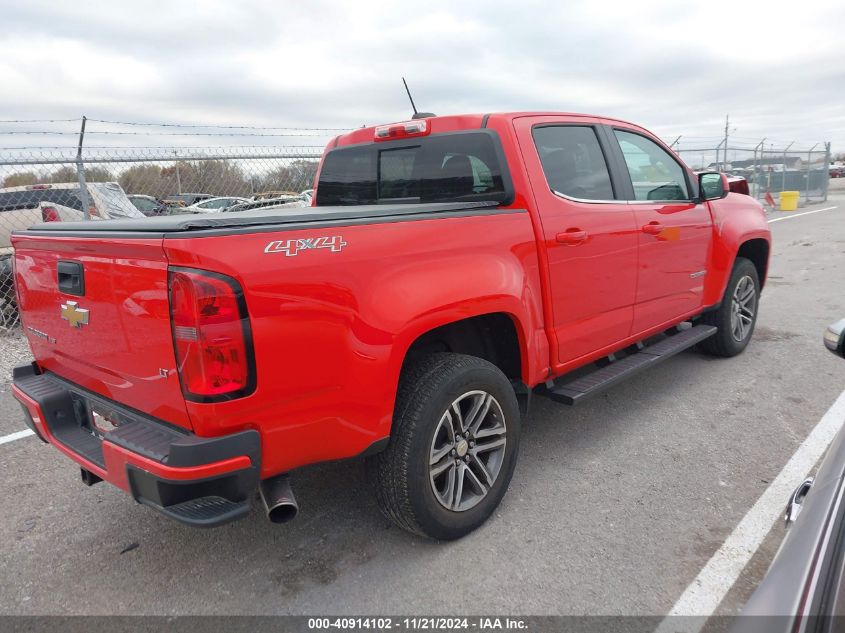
<box><xmin>186</xmin><ymin>196</ymin><xmax>250</xmax><ymax>212</ymax></box>
<box><xmin>10</xmin><ymin>112</ymin><xmax>770</xmax><ymax>539</ymax></box>
<box><xmin>830</xmin><ymin>166</ymin><xmax>843</xmax><ymax>178</ymax></box>
<box><xmin>1</xmin><ymin>181</ymin><xmax>144</xmax><ymax>329</ymax></box>
<box><xmin>128</xmin><ymin>194</ymin><xmax>168</xmax><ymax>217</ymax></box>
<box><xmin>225</xmin><ymin>195</ymin><xmax>308</xmax><ymax>213</ymax></box>
<box><xmin>163</xmin><ymin>193</ymin><xmax>213</xmax><ymax>206</ymax></box>
<box><xmin>735</xmin><ymin>320</ymin><xmax>845</xmax><ymax>630</ymax></box>
<box><xmin>161</xmin><ymin>199</ymin><xmax>190</xmax><ymax>215</ymax></box>
<box><xmin>726</xmin><ymin>175</ymin><xmax>751</xmax><ymax>196</ymax></box>
<box><xmin>253</xmin><ymin>190</ymin><xmax>300</xmax><ymax>201</ymax></box>
<box><xmin>301</xmin><ymin>189</ymin><xmax>314</xmax><ymax>204</ymax></box>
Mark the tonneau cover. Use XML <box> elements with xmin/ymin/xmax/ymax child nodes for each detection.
<box><xmin>19</xmin><ymin>201</ymin><xmax>500</xmax><ymax>234</ymax></box>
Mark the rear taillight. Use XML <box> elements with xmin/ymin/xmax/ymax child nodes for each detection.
<box><xmin>41</xmin><ymin>206</ymin><xmax>60</xmax><ymax>222</ymax></box>
<box><xmin>168</xmin><ymin>268</ymin><xmax>255</xmax><ymax>402</ymax></box>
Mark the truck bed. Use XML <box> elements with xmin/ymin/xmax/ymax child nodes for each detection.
<box><xmin>17</xmin><ymin>201</ymin><xmax>503</xmax><ymax>236</ymax></box>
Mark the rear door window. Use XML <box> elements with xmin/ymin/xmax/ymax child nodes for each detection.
<box><xmin>316</xmin><ymin>131</ymin><xmax>511</xmax><ymax>206</ymax></box>
<box><xmin>532</xmin><ymin>126</ymin><xmax>616</xmax><ymax>201</ymax></box>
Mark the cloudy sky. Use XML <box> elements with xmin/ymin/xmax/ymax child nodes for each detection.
<box><xmin>1</xmin><ymin>0</ymin><xmax>843</xmax><ymax>156</ymax></box>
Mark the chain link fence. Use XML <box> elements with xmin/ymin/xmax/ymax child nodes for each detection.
<box><xmin>0</xmin><ymin>119</ymin><xmax>834</xmax><ymax>337</ymax></box>
<box><xmin>0</xmin><ymin>140</ymin><xmax>326</xmax><ymax>334</ymax></box>
<box><xmin>671</xmin><ymin>141</ymin><xmax>831</xmax><ymax>205</ymax></box>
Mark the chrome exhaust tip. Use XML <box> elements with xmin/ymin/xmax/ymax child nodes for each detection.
<box><xmin>259</xmin><ymin>474</ymin><xmax>298</xmax><ymax>523</ymax></box>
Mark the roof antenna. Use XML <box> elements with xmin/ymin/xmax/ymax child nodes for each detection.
<box><xmin>402</xmin><ymin>77</ymin><xmax>435</xmax><ymax>120</ymax></box>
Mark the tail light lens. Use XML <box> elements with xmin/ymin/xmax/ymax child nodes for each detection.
<box><xmin>41</xmin><ymin>206</ymin><xmax>60</xmax><ymax>222</ymax></box>
<box><xmin>169</xmin><ymin>268</ymin><xmax>256</xmax><ymax>402</ymax></box>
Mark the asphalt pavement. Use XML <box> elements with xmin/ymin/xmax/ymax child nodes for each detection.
<box><xmin>2</xmin><ymin>196</ymin><xmax>844</xmax><ymax>616</ymax></box>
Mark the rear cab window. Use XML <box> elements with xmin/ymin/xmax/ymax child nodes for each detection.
<box><xmin>315</xmin><ymin>131</ymin><xmax>512</xmax><ymax>206</ymax></box>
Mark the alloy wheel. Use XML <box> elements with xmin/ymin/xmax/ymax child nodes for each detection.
<box><xmin>428</xmin><ymin>390</ymin><xmax>508</xmax><ymax>512</ymax></box>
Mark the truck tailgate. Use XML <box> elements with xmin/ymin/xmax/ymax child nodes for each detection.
<box><xmin>12</xmin><ymin>234</ymin><xmax>192</xmax><ymax>430</ymax></box>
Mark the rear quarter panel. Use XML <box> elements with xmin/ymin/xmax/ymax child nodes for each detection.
<box><xmin>164</xmin><ymin>210</ymin><xmax>545</xmax><ymax>476</ymax></box>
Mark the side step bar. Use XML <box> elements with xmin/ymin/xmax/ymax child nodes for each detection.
<box><xmin>540</xmin><ymin>325</ymin><xmax>717</xmax><ymax>405</ymax></box>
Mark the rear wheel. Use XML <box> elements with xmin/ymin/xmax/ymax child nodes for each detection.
<box><xmin>367</xmin><ymin>353</ymin><xmax>521</xmax><ymax>540</ymax></box>
<box><xmin>698</xmin><ymin>257</ymin><xmax>760</xmax><ymax>357</ymax></box>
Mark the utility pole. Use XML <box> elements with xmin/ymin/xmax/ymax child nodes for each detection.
<box><xmin>723</xmin><ymin>114</ymin><xmax>730</xmax><ymax>171</ymax></box>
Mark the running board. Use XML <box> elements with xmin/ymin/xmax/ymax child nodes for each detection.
<box><xmin>540</xmin><ymin>325</ymin><xmax>717</xmax><ymax>405</ymax></box>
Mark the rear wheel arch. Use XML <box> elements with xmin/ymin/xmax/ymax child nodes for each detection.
<box><xmin>403</xmin><ymin>312</ymin><xmax>524</xmax><ymax>380</ymax></box>
<box><xmin>399</xmin><ymin>312</ymin><xmax>530</xmax><ymax>416</ymax></box>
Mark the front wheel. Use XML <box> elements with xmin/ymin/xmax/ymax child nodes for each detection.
<box><xmin>698</xmin><ymin>257</ymin><xmax>760</xmax><ymax>357</ymax></box>
<box><xmin>367</xmin><ymin>353</ymin><xmax>521</xmax><ymax>540</ymax></box>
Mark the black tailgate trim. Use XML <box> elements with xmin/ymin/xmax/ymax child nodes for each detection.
<box><xmin>12</xmin><ymin>364</ymin><xmax>260</xmax><ymax>468</ymax></box>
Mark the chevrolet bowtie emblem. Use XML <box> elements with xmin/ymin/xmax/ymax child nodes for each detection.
<box><xmin>60</xmin><ymin>300</ymin><xmax>89</xmax><ymax>328</ymax></box>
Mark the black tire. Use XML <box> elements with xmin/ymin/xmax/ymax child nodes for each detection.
<box><xmin>367</xmin><ymin>353</ymin><xmax>521</xmax><ymax>540</ymax></box>
<box><xmin>698</xmin><ymin>257</ymin><xmax>760</xmax><ymax>357</ymax></box>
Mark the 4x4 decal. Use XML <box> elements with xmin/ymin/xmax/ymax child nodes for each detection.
<box><xmin>264</xmin><ymin>236</ymin><xmax>347</xmax><ymax>257</ymax></box>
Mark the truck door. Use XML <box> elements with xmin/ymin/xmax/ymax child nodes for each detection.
<box><xmin>605</xmin><ymin>126</ymin><xmax>713</xmax><ymax>334</ymax></box>
<box><xmin>514</xmin><ymin>116</ymin><xmax>639</xmax><ymax>367</ymax></box>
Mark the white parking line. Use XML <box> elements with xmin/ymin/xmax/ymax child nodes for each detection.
<box><xmin>0</xmin><ymin>428</ymin><xmax>35</xmax><ymax>445</ymax></box>
<box><xmin>768</xmin><ymin>205</ymin><xmax>838</xmax><ymax>223</ymax></box>
<box><xmin>662</xmin><ymin>388</ymin><xmax>845</xmax><ymax>624</ymax></box>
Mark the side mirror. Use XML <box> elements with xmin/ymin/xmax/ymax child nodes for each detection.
<box><xmin>824</xmin><ymin>319</ymin><xmax>845</xmax><ymax>358</ymax></box>
<box><xmin>699</xmin><ymin>172</ymin><xmax>729</xmax><ymax>201</ymax></box>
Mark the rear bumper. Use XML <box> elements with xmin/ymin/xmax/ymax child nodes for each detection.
<box><xmin>12</xmin><ymin>363</ymin><xmax>260</xmax><ymax>527</ymax></box>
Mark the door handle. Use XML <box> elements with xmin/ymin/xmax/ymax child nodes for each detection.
<box><xmin>556</xmin><ymin>229</ymin><xmax>587</xmax><ymax>245</ymax></box>
<box><xmin>785</xmin><ymin>477</ymin><xmax>814</xmax><ymax>526</ymax></box>
<box><xmin>642</xmin><ymin>221</ymin><xmax>664</xmax><ymax>235</ymax></box>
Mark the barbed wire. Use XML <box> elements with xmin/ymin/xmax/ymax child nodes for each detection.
<box><xmin>0</xmin><ymin>118</ymin><xmax>80</xmax><ymax>124</ymax></box>
<box><xmin>0</xmin><ymin>145</ymin><xmax>326</xmax><ymax>150</ymax></box>
<box><xmin>0</xmin><ymin>130</ymin><xmax>338</xmax><ymax>137</ymax></box>
<box><xmin>86</xmin><ymin>118</ymin><xmax>349</xmax><ymax>132</ymax></box>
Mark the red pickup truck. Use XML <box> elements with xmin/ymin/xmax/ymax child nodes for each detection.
<box><xmin>11</xmin><ymin>112</ymin><xmax>770</xmax><ymax>539</ymax></box>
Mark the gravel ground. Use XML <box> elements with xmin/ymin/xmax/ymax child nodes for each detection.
<box><xmin>0</xmin><ymin>330</ymin><xmax>31</xmax><ymax>389</ymax></box>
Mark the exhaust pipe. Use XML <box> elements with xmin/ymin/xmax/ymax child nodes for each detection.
<box><xmin>259</xmin><ymin>474</ymin><xmax>299</xmax><ymax>523</ymax></box>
